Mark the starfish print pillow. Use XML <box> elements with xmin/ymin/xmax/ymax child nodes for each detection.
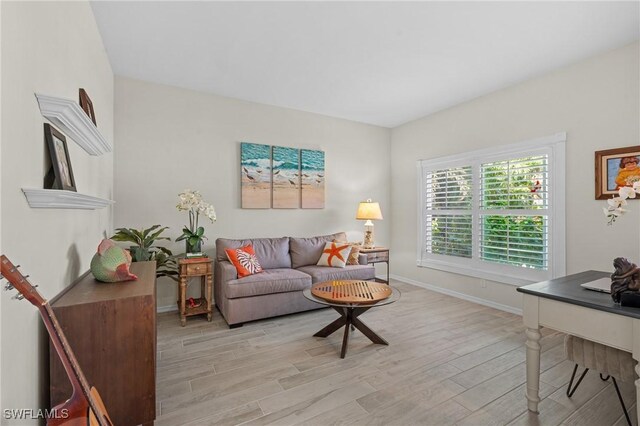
<box><xmin>225</xmin><ymin>245</ymin><xmax>264</xmax><ymax>277</ymax></box>
<box><xmin>317</xmin><ymin>242</ymin><xmax>352</xmax><ymax>268</ymax></box>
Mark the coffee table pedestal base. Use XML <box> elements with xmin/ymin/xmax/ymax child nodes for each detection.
<box><xmin>313</xmin><ymin>306</ymin><xmax>388</xmax><ymax>358</ymax></box>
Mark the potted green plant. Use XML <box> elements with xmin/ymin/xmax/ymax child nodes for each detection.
<box><xmin>110</xmin><ymin>225</ymin><xmax>178</xmax><ymax>281</ymax></box>
<box><xmin>175</xmin><ymin>189</ymin><xmax>217</xmax><ymax>255</ymax></box>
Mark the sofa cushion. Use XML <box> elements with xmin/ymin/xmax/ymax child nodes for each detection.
<box><xmin>296</xmin><ymin>264</ymin><xmax>375</xmax><ymax>283</ymax></box>
<box><xmin>216</xmin><ymin>237</ymin><xmax>291</xmax><ymax>269</ymax></box>
<box><xmin>290</xmin><ymin>232</ymin><xmax>347</xmax><ymax>268</ymax></box>
<box><xmin>224</xmin><ymin>268</ymin><xmax>312</xmax><ymax>299</ymax></box>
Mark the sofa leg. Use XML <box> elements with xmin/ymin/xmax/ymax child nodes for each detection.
<box><xmin>229</xmin><ymin>323</ymin><xmax>243</xmax><ymax>329</ymax></box>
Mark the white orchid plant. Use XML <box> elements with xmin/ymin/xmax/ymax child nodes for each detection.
<box><xmin>175</xmin><ymin>189</ymin><xmax>217</xmax><ymax>251</ymax></box>
<box><xmin>604</xmin><ymin>182</ymin><xmax>640</xmax><ymax>225</ymax></box>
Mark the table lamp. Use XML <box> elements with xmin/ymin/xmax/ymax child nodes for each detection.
<box><xmin>356</xmin><ymin>199</ymin><xmax>383</xmax><ymax>249</ymax></box>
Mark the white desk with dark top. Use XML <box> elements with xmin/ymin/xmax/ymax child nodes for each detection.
<box><xmin>517</xmin><ymin>271</ymin><xmax>640</xmax><ymax>423</ymax></box>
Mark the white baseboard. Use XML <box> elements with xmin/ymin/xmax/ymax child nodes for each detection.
<box><xmin>390</xmin><ymin>273</ymin><xmax>523</xmax><ymax>316</ymax></box>
<box><xmin>157</xmin><ymin>304</ymin><xmax>178</xmax><ymax>313</ymax></box>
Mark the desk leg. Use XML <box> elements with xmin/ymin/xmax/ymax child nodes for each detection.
<box><xmin>523</xmin><ymin>294</ymin><xmax>541</xmax><ymax>413</ymax></box>
<box><xmin>635</xmin><ymin>357</ymin><xmax>640</xmax><ymax>426</ymax></box>
<box><xmin>525</xmin><ymin>327</ymin><xmax>541</xmax><ymax>412</ymax></box>
<box><xmin>632</xmin><ymin>320</ymin><xmax>640</xmax><ymax>425</ymax></box>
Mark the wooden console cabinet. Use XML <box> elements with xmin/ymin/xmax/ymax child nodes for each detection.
<box><xmin>49</xmin><ymin>261</ymin><xmax>157</xmax><ymax>426</ymax></box>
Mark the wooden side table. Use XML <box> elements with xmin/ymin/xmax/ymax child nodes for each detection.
<box><xmin>359</xmin><ymin>247</ymin><xmax>390</xmax><ymax>284</ymax></box>
<box><xmin>178</xmin><ymin>257</ymin><xmax>213</xmax><ymax>326</ymax></box>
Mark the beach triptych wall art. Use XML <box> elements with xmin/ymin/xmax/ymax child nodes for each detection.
<box><xmin>272</xmin><ymin>146</ymin><xmax>301</xmax><ymax>208</ymax></box>
<box><xmin>301</xmin><ymin>149</ymin><xmax>325</xmax><ymax>209</ymax></box>
<box><xmin>240</xmin><ymin>142</ymin><xmax>325</xmax><ymax>209</ymax></box>
<box><xmin>241</xmin><ymin>142</ymin><xmax>272</xmax><ymax>208</ymax></box>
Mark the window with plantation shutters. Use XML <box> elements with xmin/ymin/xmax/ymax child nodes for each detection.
<box><xmin>418</xmin><ymin>133</ymin><xmax>566</xmax><ymax>285</ymax></box>
<box><xmin>424</xmin><ymin>166</ymin><xmax>473</xmax><ymax>258</ymax></box>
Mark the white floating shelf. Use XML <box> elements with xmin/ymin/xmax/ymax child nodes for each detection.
<box><xmin>22</xmin><ymin>188</ymin><xmax>114</xmax><ymax>210</ymax></box>
<box><xmin>35</xmin><ymin>93</ymin><xmax>112</xmax><ymax>156</ymax></box>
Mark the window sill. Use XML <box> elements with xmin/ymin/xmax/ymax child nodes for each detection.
<box><xmin>416</xmin><ymin>258</ymin><xmax>541</xmax><ymax>287</ymax></box>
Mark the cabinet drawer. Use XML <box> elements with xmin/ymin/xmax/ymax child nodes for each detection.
<box><xmin>365</xmin><ymin>251</ymin><xmax>389</xmax><ymax>263</ymax></box>
<box><xmin>184</xmin><ymin>262</ymin><xmax>211</xmax><ymax>275</ymax></box>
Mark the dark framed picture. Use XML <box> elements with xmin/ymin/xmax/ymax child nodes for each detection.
<box><xmin>595</xmin><ymin>145</ymin><xmax>640</xmax><ymax>200</ymax></box>
<box><xmin>79</xmin><ymin>88</ymin><xmax>96</xmax><ymax>125</ymax></box>
<box><xmin>44</xmin><ymin>124</ymin><xmax>76</xmax><ymax>191</ymax></box>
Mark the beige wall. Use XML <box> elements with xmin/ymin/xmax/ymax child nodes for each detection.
<box><xmin>114</xmin><ymin>77</ymin><xmax>391</xmax><ymax>309</ymax></box>
<box><xmin>1</xmin><ymin>1</ymin><xmax>113</xmax><ymax>419</ymax></box>
<box><xmin>390</xmin><ymin>42</ymin><xmax>640</xmax><ymax>311</ymax></box>
<box><xmin>0</xmin><ymin>0</ymin><xmax>3</xmax><ymax>414</ymax></box>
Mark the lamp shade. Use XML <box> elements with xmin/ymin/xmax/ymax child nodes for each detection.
<box><xmin>356</xmin><ymin>199</ymin><xmax>383</xmax><ymax>220</ymax></box>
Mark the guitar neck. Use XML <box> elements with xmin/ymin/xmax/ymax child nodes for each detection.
<box><xmin>40</xmin><ymin>303</ymin><xmax>107</xmax><ymax>426</ymax></box>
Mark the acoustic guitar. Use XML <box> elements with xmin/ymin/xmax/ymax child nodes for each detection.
<box><xmin>1</xmin><ymin>255</ymin><xmax>113</xmax><ymax>426</ymax></box>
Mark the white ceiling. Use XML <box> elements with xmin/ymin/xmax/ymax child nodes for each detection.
<box><xmin>91</xmin><ymin>1</ymin><xmax>639</xmax><ymax>128</ymax></box>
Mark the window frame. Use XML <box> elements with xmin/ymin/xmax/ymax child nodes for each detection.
<box><xmin>417</xmin><ymin>132</ymin><xmax>566</xmax><ymax>286</ymax></box>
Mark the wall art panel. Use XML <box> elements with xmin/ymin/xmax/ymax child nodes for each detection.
<box><xmin>301</xmin><ymin>149</ymin><xmax>325</xmax><ymax>209</ymax></box>
<box><xmin>272</xmin><ymin>146</ymin><xmax>300</xmax><ymax>209</ymax></box>
<box><xmin>241</xmin><ymin>142</ymin><xmax>271</xmax><ymax>208</ymax></box>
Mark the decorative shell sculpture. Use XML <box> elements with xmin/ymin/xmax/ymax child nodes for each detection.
<box><xmin>610</xmin><ymin>257</ymin><xmax>640</xmax><ymax>303</ymax></box>
<box><xmin>90</xmin><ymin>239</ymin><xmax>138</xmax><ymax>283</ymax></box>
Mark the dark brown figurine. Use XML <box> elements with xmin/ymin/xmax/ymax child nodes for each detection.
<box><xmin>610</xmin><ymin>257</ymin><xmax>640</xmax><ymax>303</ymax></box>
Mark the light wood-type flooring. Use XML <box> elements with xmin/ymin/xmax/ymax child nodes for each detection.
<box><xmin>155</xmin><ymin>280</ymin><xmax>637</xmax><ymax>425</ymax></box>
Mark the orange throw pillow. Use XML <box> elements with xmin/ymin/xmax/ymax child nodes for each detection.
<box><xmin>225</xmin><ymin>245</ymin><xmax>263</xmax><ymax>277</ymax></box>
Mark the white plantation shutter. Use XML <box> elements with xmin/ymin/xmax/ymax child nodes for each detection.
<box><xmin>479</xmin><ymin>155</ymin><xmax>549</xmax><ymax>270</ymax></box>
<box><xmin>417</xmin><ymin>133</ymin><xmax>566</xmax><ymax>285</ymax></box>
<box><xmin>424</xmin><ymin>166</ymin><xmax>472</xmax><ymax>258</ymax></box>
<box><xmin>480</xmin><ymin>156</ymin><xmax>548</xmax><ymax>210</ymax></box>
<box><xmin>426</xmin><ymin>215</ymin><xmax>472</xmax><ymax>257</ymax></box>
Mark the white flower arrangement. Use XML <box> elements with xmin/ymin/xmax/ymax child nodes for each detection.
<box><xmin>604</xmin><ymin>182</ymin><xmax>640</xmax><ymax>225</ymax></box>
<box><xmin>175</xmin><ymin>189</ymin><xmax>217</xmax><ymax>251</ymax></box>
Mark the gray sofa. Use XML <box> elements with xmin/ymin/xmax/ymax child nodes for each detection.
<box><xmin>214</xmin><ymin>232</ymin><xmax>375</xmax><ymax>327</ymax></box>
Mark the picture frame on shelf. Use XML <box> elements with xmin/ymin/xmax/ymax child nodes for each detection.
<box><xmin>595</xmin><ymin>145</ymin><xmax>640</xmax><ymax>200</ymax></box>
<box><xmin>44</xmin><ymin>123</ymin><xmax>76</xmax><ymax>192</ymax></box>
<box><xmin>79</xmin><ymin>88</ymin><xmax>96</xmax><ymax>126</ymax></box>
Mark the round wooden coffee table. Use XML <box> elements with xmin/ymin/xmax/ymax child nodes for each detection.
<box><xmin>303</xmin><ymin>280</ymin><xmax>400</xmax><ymax>358</ymax></box>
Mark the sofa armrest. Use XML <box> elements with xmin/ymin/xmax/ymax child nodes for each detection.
<box><xmin>216</xmin><ymin>260</ymin><xmax>238</xmax><ymax>284</ymax></box>
<box><xmin>358</xmin><ymin>253</ymin><xmax>368</xmax><ymax>265</ymax></box>
<box><xmin>214</xmin><ymin>260</ymin><xmax>238</xmax><ymax>311</ymax></box>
